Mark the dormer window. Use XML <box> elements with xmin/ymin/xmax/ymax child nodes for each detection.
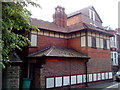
<box><xmin>89</xmin><ymin>9</ymin><xmax>95</xmax><ymax>25</ymax></box>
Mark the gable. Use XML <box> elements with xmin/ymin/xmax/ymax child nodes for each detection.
<box><xmin>67</xmin><ymin>6</ymin><xmax>103</xmax><ymax>25</ymax></box>
<box><xmin>90</xmin><ymin>6</ymin><xmax>103</xmax><ymax>23</ymax></box>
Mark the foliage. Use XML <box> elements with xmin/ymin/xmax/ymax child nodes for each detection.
<box><xmin>1</xmin><ymin>0</ymin><xmax>40</xmax><ymax>66</ymax></box>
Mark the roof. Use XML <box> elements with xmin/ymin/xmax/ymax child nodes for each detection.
<box><xmin>30</xmin><ymin>18</ymin><xmax>68</xmax><ymax>33</ymax></box>
<box><xmin>28</xmin><ymin>46</ymin><xmax>90</xmax><ymax>59</ymax></box>
<box><xmin>30</xmin><ymin>18</ymin><xmax>113</xmax><ymax>36</ymax></box>
<box><xmin>8</xmin><ymin>52</ymin><xmax>23</xmax><ymax>63</ymax></box>
<box><xmin>67</xmin><ymin>6</ymin><xmax>103</xmax><ymax>23</ymax></box>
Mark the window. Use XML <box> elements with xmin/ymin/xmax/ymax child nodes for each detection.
<box><xmin>92</xmin><ymin>37</ymin><xmax>96</xmax><ymax>48</ymax></box>
<box><xmin>103</xmin><ymin>39</ymin><xmax>107</xmax><ymax>49</ymax></box>
<box><xmin>81</xmin><ymin>36</ymin><xmax>86</xmax><ymax>47</ymax></box>
<box><xmin>96</xmin><ymin>38</ymin><xmax>100</xmax><ymax>48</ymax></box>
<box><xmin>118</xmin><ymin>40</ymin><xmax>120</xmax><ymax>49</ymax></box>
<box><xmin>111</xmin><ymin>52</ymin><xmax>118</xmax><ymax>65</ymax></box>
<box><xmin>88</xmin><ymin>36</ymin><xmax>92</xmax><ymax>47</ymax></box>
<box><xmin>89</xmin><ymin>9</ymin><xmax>95</xmax><ymax>25</ymax></box>
<box><xmin>31</xmin><ymin>34</ymin><xmax>37</xmax><ymax>46</ymax></box>
<box><xmin>110</xmin><ymin>36</ymin><xmax>116</xmax><ymax>48</ymax></box>
<box><xmin>100</xmin><ymin>39</ymin><xmax>103</xmax><ymax>48</ymax></box>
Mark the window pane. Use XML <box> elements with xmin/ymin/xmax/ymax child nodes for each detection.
<box><xmin>96</xmin><ymin>38</ymin><xmax>100</xmax><ymax>48</ymax></box>
<box><xmin>92</xmin><ymin>37</ymin><xmax>96</xmax><ymax>48</ymax></box>
<box><xmin>88</xmin><ymin>36</ymin><xmax>92</xmax><ymax>47</ymax></box>
<box><xmin>81</xmin><ymin>36</ymin><xmax>86</xmax><ymax>47</ymax></box>
<box><xmin>100</xmin><ymin>39</ymin><xmax>103</xmax><ymax>48</ymax></box>
<box><xmin>103</xmin><ymin>39</ymin><xmax>107</xmax><ymax>49</ymax></box>
<box><xmin>31</xmin><ymin>34</ymin><xmax>37</xmax><ymax>46</ymax></box>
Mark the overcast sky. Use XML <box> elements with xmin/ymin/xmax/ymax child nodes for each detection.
<box><xmin>28</xmin><ymin>0</ymin><xmax>119</xmax><ymax>30</ymax></box>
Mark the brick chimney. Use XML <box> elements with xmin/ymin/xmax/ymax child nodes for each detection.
<box><xmin>53</xmin><ymin>6</ymin><xmax>67</xmax><ymax>27</ymax></box>
<box><xmin>115</xmin><ymin>28</ymin><xmax>120</xmax><ymax>34</ymax></box>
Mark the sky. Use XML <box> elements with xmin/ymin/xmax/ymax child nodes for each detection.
<box><xmin>28</xmin><ymin>0</ymin><xmax>119</xmax><ymax>30</ymax></box>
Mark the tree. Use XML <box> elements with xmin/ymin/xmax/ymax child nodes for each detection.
<box><xmin>1</xmin><ymin>0</ymin><xmax>40</xmax><ymax>67</ymax></box>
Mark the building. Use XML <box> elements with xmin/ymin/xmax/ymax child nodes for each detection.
<box><xmin>107</xmin><ymin>28</ymin><xmax>120</xmax><ymax>74</ymax></box>
<box><xmin>115</xmin><ymin>28</ymin><xmax>120</xmax><ymax>69</ymax></box>
<box><xmin>106</xmin><ymin>27</ymin><xmax>118</xmax><ymax>74</ymax></box>
<box><xmin>3</xmin><ymin>6</ymin><xmax>113</xmax><ymax>89</ymax></box>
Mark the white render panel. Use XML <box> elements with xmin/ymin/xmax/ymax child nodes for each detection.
<box><xmin>105</xmin><ymin>72</ymin><xmax>108</xmax><ymax>79</ymax></box>
<box><xmin>71</xmin><ymin>75</ymin><xmax>76</xmax><ymax>85</ymax></box>
<box><xmin>50</xmin><ymin>32</ymin><xmax>54</xmax><ymax>37</ymax></box>
<box><xmin>93</xmin><ymin>74</ymin><xmax>97</xmax><ymax>81</ymax></box>
<box><xmin>63</xmin><ymin>76</ymin><xmax>70</xmax><ymax>86</ymax></box>
<box><xmin>102</xmin><ymin>73</ymin><xmax>105</xmax><ymax>80</ymax></box>
<box><xmin>109</xmin><ymin>72</ymin><xmax>113</xmax><ymax>79</ymax></box>
<box><xmin>46</xmin><ymin>78</ymin><xmax>54</xmax><ymax>88</ymax></box>
<box><xmin>77</xmin><ymin>75</ymin><xmax>82</xmax><ymax>83</ymax></box>
<box><xmin>55</xmin><ymin>77</ymin><xmax>62</xmax><ymax>87</ymax></box>
<box><xmin>89</xmin><ymin>74</ymin><xmax>93</xmax><ymax>82</ymax></box>
<box><xmin>97</xmin><ymin>73</ymin><xmax>101</xmax><ymax>80</ymax></box>
<box><xmin>83</xmin><ymin>75</ymin><xmax>86</xmax><ymax>82</ymax></box>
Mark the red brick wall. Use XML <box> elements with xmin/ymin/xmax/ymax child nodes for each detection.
<box><xmin>44</xmin><ymin>57</ymin><xmax>86</xmax><ymax>77</ymax></box>
<box><xmin>67</xmin><ymin>37</ymin><xmax>112</xmax><ymax>73</ymax></box>
<box><xmin>87</xmin><ymin>48</ymin><xmax>112</xmax><ymax>73</ymax></box>
<box><xmin>28</xmin><ymin>35</ymin><xmax>68</xmax><ymax>53</ymax></box>
<box><xmin>68</xmin><ymin>37</ymin><xmax>88</xmax><ymax>55</ymax></box>
<box><xmin>67</xmin><ymin>15</ymin><xmax>82</xmax><ymax>26</ymax></box>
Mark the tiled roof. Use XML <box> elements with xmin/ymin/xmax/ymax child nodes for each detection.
<box><xmin>28</xmin><ymin>46</ymin><xmax>90</xmax><ymax>59</ymax></box>
<box><xmin>30</xmin><ymin>18</ymin><xmax>68</xmax><ymax>33</ymax></box>
<box><xmin>67</xmin><ymin>6</ymin><xmax>103</xmax><ymax>23</ymax></box>
<box><xmin>67</xmin><ymin>6</ymin><xmax>92</xmax><ymax>18</ymax></box>
<box><xmin>30</xmin><ymin>18</ymin><xmax>113</xmax><ymax>36</ymax></box>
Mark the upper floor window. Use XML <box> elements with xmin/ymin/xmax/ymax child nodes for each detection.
<box><xmin>118</xmin><ymin>40</ymin><xmax>120</xmax><ymax>49</ymax></box>
<box><xmin>110</xmin><ymin>36</ymin><xmax>116</xmax><ymax>48</ymax></box>
<box><xmin>92</xmin><ymin>37</ymin><xmax>96</xmax><ymax>48</ymax></box>
<box><xmin>31</xmin><ymin>34</ymin><xmax>37</xmax><ymax>47</ymax></box>
<box><xmin>103</xmin><ymin>39</ymin><xmax>107</xmax><ymax>49</ymax></box>
<box><xmin>89</xmin><ymin>9</ymin><xmax>95</xmax><ymax>25</ymax></box>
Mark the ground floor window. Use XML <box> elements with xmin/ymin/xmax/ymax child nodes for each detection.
<box><xmin>111</xmin><ymin>52</ymin><xmax>118</xmax><ymax>65</ymax></box>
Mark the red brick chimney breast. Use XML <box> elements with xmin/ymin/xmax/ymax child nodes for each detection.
<box><xmin>53</xmin><ymin>6</ymin><xmax>67</xmax><ymax>27</ymax></box>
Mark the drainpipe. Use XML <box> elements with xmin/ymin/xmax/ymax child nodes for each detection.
<box><xmin>85</xmin><ymin>61</ymin><xmax>88</xmax><ymax>87</ymax></box>
<box><xmin>27</xmin><ymin>63</ymin><xmax>30</xmax><ymax>78</ymax></box>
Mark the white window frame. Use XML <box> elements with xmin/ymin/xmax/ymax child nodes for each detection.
<box><xmin>89</xmin><ymin>9</ymin><xmax>95</xmax><ymax>25</ymax></box>
<box><xmin>30</xmin><ymin>34</ymin><xmax>37</xmax><ymax>47</ymax></box>
<box><xmin>111</xmin><ymin>52</ymin><xmax>118</xmax><ymax>65</ymax></box>
<box><xmin>110</xmin><ymin>36</ymin><xmax>117</xmax><ymax>48</ymax></box>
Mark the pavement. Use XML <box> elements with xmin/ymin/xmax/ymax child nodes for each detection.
<box><xmin>81</xmin><ymin>80</ymin><xmax>120</xmax><ymax>90</ymax></box>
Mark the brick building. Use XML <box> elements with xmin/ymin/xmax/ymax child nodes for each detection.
<box><xmin>2</xmin><ymin>6</ymin><xmax>113</xmax><ymax>89</ymax></box>
<box><xmin>21</xmin><ymin>6</ymin><xmax>114</xmax><ymax>88</ymax></box>
<box><xmin>106</xmin><ymin>28</ymin><xmax>120</xmax><ymax>74</ymax></box>
<box><xmin>106</xmin><ymin>28</ymin><xmax>118</xmax><ymax>74</ymax></box>
<box><xmin>115</xmin><ymin>28</ymin><xmax>120</xmax><ymax>69</ymax></box>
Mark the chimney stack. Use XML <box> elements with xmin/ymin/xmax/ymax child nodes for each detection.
<box><xmin>53</xmin><ymin>6</ymin><xmax>67</xmax><ymax>27</ymax></box>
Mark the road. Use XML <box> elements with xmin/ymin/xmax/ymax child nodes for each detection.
<box><xmin>103</xmin><ymin>82</ymin><xmax>120</xmax><ymax>90</ymax></box>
